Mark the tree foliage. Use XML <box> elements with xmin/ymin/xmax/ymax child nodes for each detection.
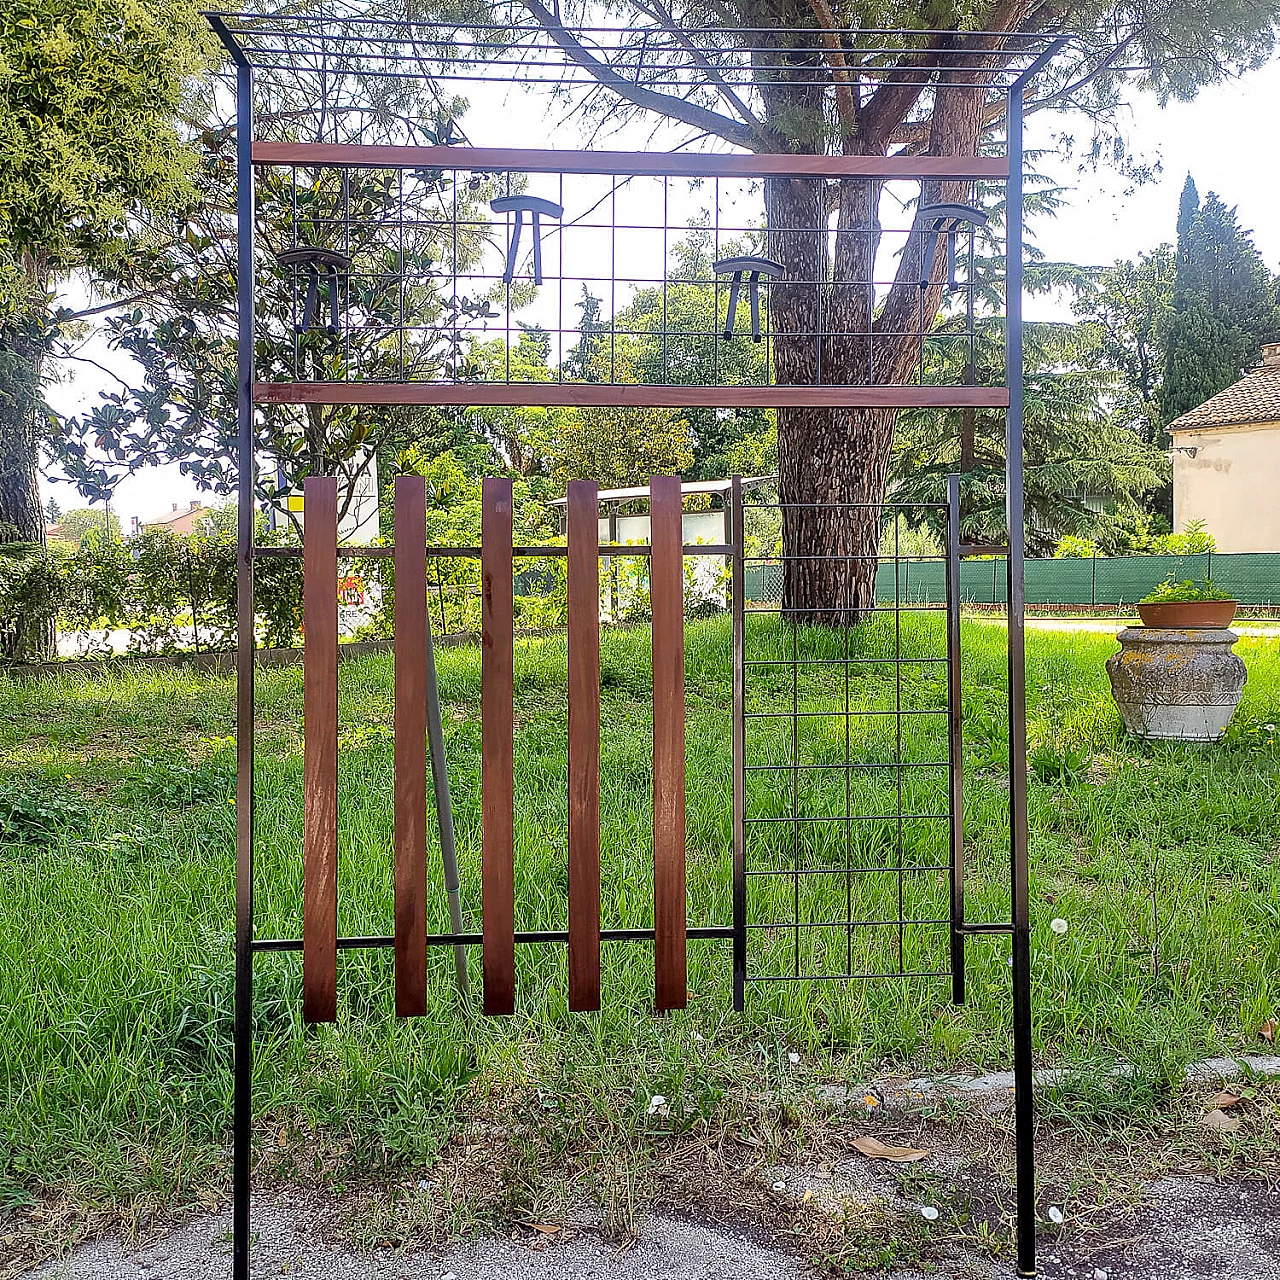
<box><xmin>890</xmin><ymin>320</ymin><xmax>1169</xmax><ymax>555</ymax></box>
<box><xmin>1160</xmin><ymin>174</ymin><xmax>1280</xmax><ymax>425</ymax></box>
<box><xmin>49</xmin><ymin>506</ymin><xmax>121</xmax><ymax>548</ymax></box>
<box><xmin>0</xmin><ymin>0</ymin><xmax>211</xmax><ymax>300</ymax></box>
<box><xmin>1074</xmin><ymin>245</ymin><xmax>1175</xmax><ymax>444</ymax></box>
<box><xmin>0</xmin><ymin>0</ymin><xmax>212</xmax><ymax>655</ymax></box>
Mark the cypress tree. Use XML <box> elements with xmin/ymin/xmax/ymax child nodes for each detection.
<box><xmin>1161</xmin><ymin>174</ymin><xmax>1280</xmax><ymax>427</ymax></box>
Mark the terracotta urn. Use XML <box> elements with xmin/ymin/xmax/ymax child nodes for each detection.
<box><xmin>1106</xmin><ymin>627</ymin><xmax>1247</xmax><ymax>742</ymax></box>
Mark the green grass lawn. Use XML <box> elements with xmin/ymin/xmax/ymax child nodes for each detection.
<box><xmin>1</xmin><ymin>614</ymin><xmax>1277</xmax><ymax>1242</ymax></box>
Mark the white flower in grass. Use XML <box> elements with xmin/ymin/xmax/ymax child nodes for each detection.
<box><xmin>772</xmin><ymin>1180</ymin><xmax>787</xmax><ymax>1192</ymax></box>
<box><xmin>1048</xmin><ymin>1205</ymin><xmax>1065</xmax><ymax>1224</ymax></box>
<box><xmin>647</xmin><ymin>1094</ymin><xmax>667</xmax><ymax>1116</ymax></box>
<box><xmin>1050</xmin><ymin>918</ymin><xmax>1069</xmax><ymax>935</ymax></box>
<box><xmin>920</xmin><ymin>1206</ymin><xmax>940</xmax><ymax>1221</ymax></box>
<box><xmin>788</xmin><ymin>1051</ymin><xmax>801</xmax><ymax>1064</ymax></box>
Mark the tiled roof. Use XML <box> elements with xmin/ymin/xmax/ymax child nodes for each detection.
<box><xmin>1170</xmin><ymin>359</ymin><xmax>1280</xmax><ymax>432</ymax></box>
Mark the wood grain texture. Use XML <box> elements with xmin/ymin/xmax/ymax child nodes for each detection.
<box><xmin>252</xmin><ymin>141</ymin><xmax>1008</xmax><ymax>180</ymax></box>
<box><xmin>302</xmin><ymin>476</ymin><xmax>338</xmax><ymax>1024</ymax></box>
<box><xmin>481</xmin><ymin>477</ymin><xmax>515</xmax><ymax>1016</ymax></box>
<box><xmin>649</xmin><ymin>475</ymin><xmax>687</xmax><ymax>1011</ymax></box>
<box><xmin>255</xmin><ymin>382</ymin><xmax>1011</xmax><ymax>410</ymax></box>
<box><xmin>566</xmin><ymin>481</ymin><xmax>601</xmax><ymax>1012</ymax></box>
<box><xmin>393</xmin><ymin>476</ymin><xmax>427</xmax><ymax>1017</ymax></box>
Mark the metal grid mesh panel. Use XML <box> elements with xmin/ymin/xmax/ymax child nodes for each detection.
<box><xmin>253</xmin><ymin>162</ymin><xmax>1005</xmax><ymax>393</ymax></box>
<box><xmin>738</xmin><ymin>498</ymin><xmax>955</xmax><ymax>983</ymax></box>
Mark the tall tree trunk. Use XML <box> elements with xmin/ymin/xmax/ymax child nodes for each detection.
<box><xmin>759</xmin><ymin>65</ymin><xmax>987</xmax><ymax>625</ymax></box>
<box><xmin>0</xmin><ymin>360</ymin><xmax>44</xmax><ymax>546</ymax></box>
<box><xmin>766</xmin><ymin>172</ymin><xmax>896</xmax><ymax>625</ymax></box>
<box><xmin>0</xmin><ymin>254</ymin><xmax>55</xmax><ymax>659</ymax></box>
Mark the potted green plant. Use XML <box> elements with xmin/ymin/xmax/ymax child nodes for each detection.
<box><xmin>1136</xmin><ymin>578</ymin><xmax>1238</xmax><ymax>629</ymax></box>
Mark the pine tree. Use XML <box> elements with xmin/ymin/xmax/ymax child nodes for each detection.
<box><xmin>1161</xmin><ymin>175</ymin><xmax>1280</xmax><ymax>427</ymax></box>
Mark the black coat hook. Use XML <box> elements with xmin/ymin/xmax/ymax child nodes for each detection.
<box><xmin>491</xmin><ymin>196</ymin><xmax>564</xmax><ymax>286</ymax></box>
<box><xmin>277</xmin><ymin>246</ymin><xmax>353</xmax><ymax>334</ymax></box>
<box><xmin>916</xmin><ymin>203</ymin><xmax>988</xmax><ymax>290</ymax></box>
<box><xmin>713</xmin><ymin>255</ymin><xmax>784</xmax><ymax>341</ymax></box>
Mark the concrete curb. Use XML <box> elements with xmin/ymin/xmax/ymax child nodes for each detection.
<box><xmin>818</xmin><ymin>1054</ymin><xmax>1280</xmax><ymax>1109</ymax></box>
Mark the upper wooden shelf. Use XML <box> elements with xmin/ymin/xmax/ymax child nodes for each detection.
<box><xmin>251</xmin><ymin>143</ymin><xmax>1010</xmax><ymax>182</ymax></box>
<box><xmin>253</xmin><ymin>382</ymin><xmax>1011</xmax><ymax>410</ymax></box>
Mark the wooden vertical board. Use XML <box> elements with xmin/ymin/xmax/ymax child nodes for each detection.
<box><xmin>481</xmin><ymin>477</ymin><xmax>515</xmax><ymax>1015</ymax></box>
<box><xmin>302</xmin><ymin>476</ymin><xmax>338</xmax><ymax>1023</ymax></box>
<box><xmin>566</xmin><ymin>480</ymin><xmax>601</xmax><ymax>1011</ymax></box>
<box><xmin>394</xmin><ymin>476</ymin><xmax>428</xmax><ymax>1017</ymax></box>
<box><xmin>650</xmin><ymin>475</ymin><xmax>687</xmax><ymax>1011</ymax></box>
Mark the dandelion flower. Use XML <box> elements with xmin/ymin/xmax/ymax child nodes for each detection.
<box><xmin>788</xmin><ymin>1051</ymin><xmax>800</xmax><ymax>1064</ymax></box>
<box><xmin>646</xmin><ymin>1094</ymin><xmax>667</xmax><ymax>1116</ymax></box>
<box><xmin>1050</xmin><ymin>918</ymin><xmax>1069</xmax><ymax>935</ymax></box>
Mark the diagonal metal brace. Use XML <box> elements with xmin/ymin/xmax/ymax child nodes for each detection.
<box><xmin>713</xmin><ymin>255</ymin><xmax>784</xmax><ymax>342</ymax></box>
<box><xmin>491</xmin><ymin>195</ymin><xmax>564</xmax><ymax>286</ymax></box>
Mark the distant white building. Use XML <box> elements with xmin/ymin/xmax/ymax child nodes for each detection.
<box><xmin>1170</xmin><ymin>342</ymin><xmax>1280</xmax><ymax>552</ymax></box>
<box><xmin>547</xmin><ymin>477</ymin><xmax>761</xmax><ymax>617</ymax></box>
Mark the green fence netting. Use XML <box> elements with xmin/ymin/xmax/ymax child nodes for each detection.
<box><xmin>744</xmin><ymin>552</ymin><xmax>1280</xmax><ymax>608</ymax></box>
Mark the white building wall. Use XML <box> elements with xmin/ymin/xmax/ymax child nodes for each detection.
<box><xmin>1172</xmin><ymin>420</ymin><xmax>1280</xmax><ymax>553</ymax></box>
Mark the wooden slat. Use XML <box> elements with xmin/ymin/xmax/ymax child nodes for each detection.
<box><xmin>302</xmin><ymin>476</ymin><xmax>338</xmax><ymax>1023</ymax></box>
<box><xmin>481</xmin><ymin>477</ymin><xmax>515</xmax><ymax>1016</ymax></box>
<box><xmin>650</xmin><ymin>475</ymin><xmax>687</xmax><ymax>1012</ymax></box>
<box><xmin>252</xmin><ymin>141</ymin><xmax>1009</xmax><ymax>181</ymax></box>
<box><xmin>393</xmin><ymin>476</ymin><xmax>428</xmax><ymax>1017</ymax></box>
<box><xmin>254</xmin><ymin>382</ymin><xmax>1011</xmax><ymax>411</ymax></box>
<box><xmin>566</xmin><ymin>481</ymin><xmax>601</xmax><ymax>1012</ymax></box>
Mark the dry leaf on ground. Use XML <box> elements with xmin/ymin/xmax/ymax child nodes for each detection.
<box><xmin>1200</xmin><ymin>1108</ymin><xmax>1242</xmax><ymax>1133</ymax></box>
<box><xmin>1260</xmin><ymin>1020</ymin><xmax>1277</xmax><ymax>1044</ymax></box>
<box><xmin>1207</xmin><ymin>1092</ymin><xmax>1242</xmax><ymax>1109</ymax></box>
<box><xmin>850</xmin><ymin>1135</ymin><xmax>930</xmax><ymax>1163</ymax></box>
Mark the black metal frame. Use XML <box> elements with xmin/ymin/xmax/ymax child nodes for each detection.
<box><xmin>215</xmin><ymin>15</ymin><xmax>1059</xmax><ymax>1277</ymax></box>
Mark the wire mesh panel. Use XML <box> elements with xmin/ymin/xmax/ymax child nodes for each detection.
<box><xmin>250</xmin><ymin>156</ymin><xmax>1008</xmax><ymax>398</ymax></box>
<box><xmin>735</xmin><ymin>496</ymin><xmax>958</xmax><ymax>986</ymax></box>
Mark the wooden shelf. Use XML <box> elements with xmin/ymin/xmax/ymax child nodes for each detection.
<box><xmin>251</xmin><ymin>142</ymin><xmax>1010</xmax><ymax>181</ymax></box>
<box><xmin>253</xmin><ymin>382</ymin><xmax>1011</xmax><ymax>410</ymax></box>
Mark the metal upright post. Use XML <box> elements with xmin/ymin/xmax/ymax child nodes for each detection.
<box><xmin>730</xmin><ymin>475</ymin><xmax>746</xmax><ymax>1012</ymax></box>
<box><xmin>945</xmin><ymin>475</ymin><xmax>965</xmax><ymax>1005</ymax></box>
<box><xmin>232</xmin><ymin>51</ymin><xmax>256</xmax><ymax>1280</ymax></box>
<box><xmin>1006</xmin><ymin>79</ymin><xmax>1036</xmax><ymax>1280</ymax></box>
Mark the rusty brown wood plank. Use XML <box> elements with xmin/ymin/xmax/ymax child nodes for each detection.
<box><xmin>566</xmin><ymin>480</ymin><xmax>600</xmax><ymax>1012</ymax></box>
<box><xmin>252</xmin><ymin>141</ymin><xmax>1009</xmax><ymax>180</ymax></box>
<box><xmin>302</xmin><ymin>476</ymin><xmax>338</xmax><ymax>1023</ymax></box>
<box><xmin>481</xmin><ymin>477</ymin><xmax>515</xmax><ymax>1015</ymax></box>
<box><xmin>394</xmin><ymin>476</ymin><xmax>428</xmax><ymax>1017</ymax></box>
<box><xmin>254</xmin><ymin>383</ymin><xmax>1012</xmax><ymax>410</ymax></box>
<box><xmin>649</xmin><ymin>475</ymin><xmax>687</xmax><ymax>1012</ymax></box>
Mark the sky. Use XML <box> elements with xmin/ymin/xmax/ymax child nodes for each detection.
<box><xmin>40</xmin><ymin>55</ymin><xmax>1280</xmax><ymax>530</ymax></box>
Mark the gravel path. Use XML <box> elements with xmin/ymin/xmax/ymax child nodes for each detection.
<box><xmin>23</xmin><ymin>1194</ymin><xmax>808</xmax><ymax>1280</ymax></box>
<box><xmin>23</xmin><ymin>1174</ymin><xmax>1280</xmax><ymax>1280</ymax></box>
